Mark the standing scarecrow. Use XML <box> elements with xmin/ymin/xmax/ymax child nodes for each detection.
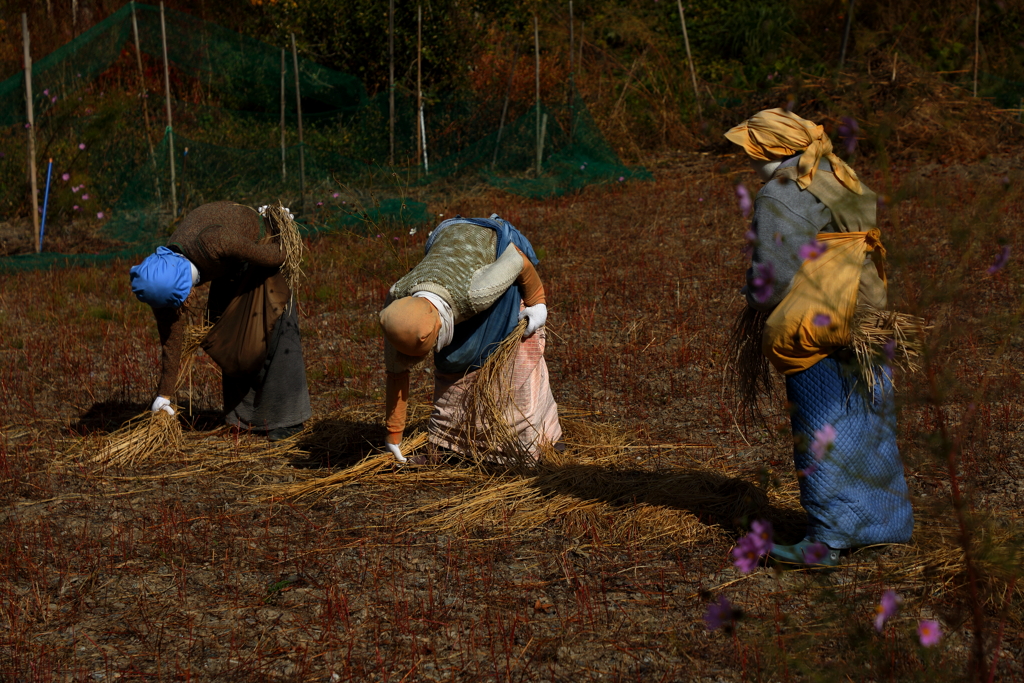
<box><xmin>726</xmin><ymin>109</ymin><xmax>914</xmax><ymax>566</ymax></box>
<box><xmin>129</xmin><ymin>201</ymin><xmax>311</xmax><ymax>441</ymax></box>
<box><xmin>380</xmin><ymin>214</ymin><xmax>560</xmax><ymax>464</ymax></box>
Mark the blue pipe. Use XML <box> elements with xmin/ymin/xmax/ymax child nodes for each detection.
<box><xmin>39</xmin><ymin>158</ymin><xmax>53</xmax><ymax>252</ymax></box>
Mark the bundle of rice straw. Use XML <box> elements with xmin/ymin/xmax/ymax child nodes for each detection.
<box><xmin>851</xmin><ymin>305</ymin><xmax>931</xmax><ymax>388</ymax></box>
<box><xmin>91</xmin><ymin>410</ymin><xmax>182</xmax><ymax>467</ymax></box>
<box><xmin>174</xmin><ymin>321</ymin><xmax>214</xmax><ymax>393</ymax></box>
<box><xmin>262</xmin><ymin>201</ymin><xmax>305</xmax><ymax>295</ymax></box>
<box><xmin>457</xmin><ymin>318</ymin><xmax>533</xmax><ymax>468</ymax></box>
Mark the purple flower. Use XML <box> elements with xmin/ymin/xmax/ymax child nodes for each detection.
<box><xmin>43</xmin><ymin>89</ymin><xmax>49</xmax><ymax>96</ymax></box>
<box><xmin>51</xmin><ymin>96</ymin><xmax>57</xmax><ymax>103</ymax></box>
<box><xmin>799</xmin><ymin>238</ymin><xmax>826</xmax><ymax>261</ymax></box>
<box><xmin>799</xmin><ymin>463</ymin><xmax>818</xmax><ymax>477</ymax></box>
<box><xmin>704</xmin><ymin>595</ymin><xmax>737</xmax><ymax>630</ymax></box>
<box><xmin>731</xmin><ymin>534</ymin><xmax>762</xmax><ymax>573</ymax></box>
<box><xmin>883</xmin><ymin>338</ymin><xmax>896</xmax><ymax>361</ymax></box>
<box><xmin>810</xmin><ymin>424</ymin><xmax>837</xmax><ymax>460</ymax></box>
<box><xmin>698</xmin><ymin>197</ymin><xmax>704</xmax><ymax>202</ymax></box>
<box><xmin>802</xmin><ymin>542</ymin><xmax>829</xmax><ymax>563</ymax></box>
<box><xmin>731</xmin><ymin>520</ymin><xmax>773</xmax><ymax>573</ymax></box>
<box><xmin>918</xmin><ymin>619</ymin><xmax>941</xmax><ymax>647</ymax></box>
<box><xmin>78</xmin><ymin>143</ymin><xmax>86</xmax><ymax>150</ymax></box>
<box><xmin>812</xmin><ymin>313</ymin><xmax>832</xmax><ymax>327</ymax></box>
<box><xmin>332</xmin><ymin>192</ymin><xmax>339</xmax><ymax>198</ymax></box>
<box><xmin>96</xmin><ymin>211</ymin><xmax>104</xmax><ymax>219</ymax></box>
<box><xmin>393</xmin><ymin>236</ymin><xmax>399</xmax><ymax>241</ymax></box>
<box><xmin>750</xmin><ymin>262</ymin><xmax>775</xmax><ymax>304</ymax></box>
<box><xmin>988</xmin><ymin>246</ymin><xmax>1010</xmax><ymax>274</ymax></box>
<box><xmin>736</xmin><ymin>184</ymin><xmax>752</xmax><ymax>217</ymax></box>
<box><xmin>25</xmin><ymin>123</ymin><xmax>31</xmax><ymax>129</ymax></box>
<box><xmin>837</xmin><ymin>116</ymin><xmax>860</xmax><ymax>155</ymax></box>
<box><xmin>81</xmin><ymin>194</ymin><xmax>90</xmax><ymax>200</ymax></box>
<box><xmin>72</xmin><ymin>185</ymin><xmax>82</xmax><ymax>192</ymax></box>
<box><xmin>873</xmin><ymin>590</ymin><xmax>902</xmax><ymax>631</ymax></box>
<box><xmin>61</xmin><ymin>173</ymin><xmax>70</xmax><ymax>181</ymax></box>
<box><xmin>618</xmin><ymin>176</ymin><xmax>625</xmax><ymax>182</ymax></box>
<box><xmin>73</xmin><ymin>205</ymin><xmax>80</xmax><ymax>210</ymax></box>
<box><xmin>316</xmin><ymin>201</ymin><xmax>324</xmax><ymax>207</ymax></box>
<box><xmin>579</xmin><ymin>164</ymin><xmax>586</xmax><ymax>171</ymax></box>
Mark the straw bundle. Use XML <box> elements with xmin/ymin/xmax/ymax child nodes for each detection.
<box><xmin>728</xmin><ymin>305</ymin><xmax>776</xmax><ymax>425</ymax></box>
<box><xmin>174</xmin><ymin>321</ymin><xmax>214</xmax><ymax>393</ymax></box>
<box><xmin>90</xmin><ymin>410</ymin><xmax>183</xmax><ymax>467</ymax></box>
<box><xmin>262</xmin><ymin>202</ymin><xmax>305</xmax><ymax>295</ymax></box>
<box><xmin>851</xmin><ymin>305</ymin><xmax>930</xmax><ymax>388</ymax></box>
<box><xmin>449</xmin><ymin>318</ymin><xmax>533</xmax><ymax>468</ymax></box>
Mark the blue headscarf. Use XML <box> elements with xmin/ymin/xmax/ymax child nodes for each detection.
<box><xmin>129</xmin><ymin>246</ymin><xmax>193</xmax><ymax>308</ymax></box>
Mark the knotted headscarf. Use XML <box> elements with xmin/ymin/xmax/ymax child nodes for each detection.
<box><xmin>725</xmin><ymin>108</ymin><xmax>863</xmax><ymax>195</ymax></box>
<box><xmin>129</xmin><ymin>246</ymin><xmax>193</xmax><ymax>308</ymax></box>
<box><xmin>379</xmin><ymin>296</ymin><xmax>442</xmax><ymax>358</ymax></box>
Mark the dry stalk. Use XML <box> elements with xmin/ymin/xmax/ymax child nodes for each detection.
<box><xmin>174</xmin><ymin>321</ymin><xmax>214</xmax><ymax>393</ymax></box>
<box><xmin>91</xmin><ymin>410</ymin><xmax>183</xmax><ymax>468</ymax></box>
<box><xmin>851</xmin><ymin>305</ymin><xmax>931</xmax><ymax>389</ymax></box>
<box><xmin>263</xmin><ymin>201</ymin><xmax>305</xmax><ymax>295</ymax></box>
<box><xmin>450</xmin><ymin>318</ymin><xmax>533</xmax><ymax>468</ymax></box>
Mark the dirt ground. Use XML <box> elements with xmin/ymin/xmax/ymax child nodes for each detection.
<box><xmin>1</xmin><ymin>152</ymin><xmax>1023</xmax><ymax>681</ymax></box>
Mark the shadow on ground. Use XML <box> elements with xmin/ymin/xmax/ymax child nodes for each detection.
<box><xmin>287</xmin><ymin>417</ymin><xmax>380</xmax><ymax>469</ymax></box>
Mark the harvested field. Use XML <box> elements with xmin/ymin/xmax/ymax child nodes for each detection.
<box><xmin>1</xmin><ymin>153</ymin><xmax>1023</xmax><ymax>681</ymax></box>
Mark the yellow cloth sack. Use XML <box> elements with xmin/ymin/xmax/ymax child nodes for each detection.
<box><xmin>763</xmin><ymin>230</ymin><xmax>886</xmax><ymax>375</ymax></box>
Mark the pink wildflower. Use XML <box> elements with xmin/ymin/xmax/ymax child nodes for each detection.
<box><xmin>799</xmin><ymin>238</ymin><xmax>826</xmax><ymax>261</ymax></box>
<box><xmin>802</xmin><ymin>542</ymin><xmax>829</xmax><ymax>563</ymax></box>
<box><xmin>736</xmin><ymin>184</ymin><xmax>752</xmax><ymax>217</ymax></box>
<box><xmin>874</xmin><ymin>590</ymin><xmax>902</xmax><ymax>631</ymax></box>
<box><xmin>750</xmin><ymin>262</ymin><xmax>775</xmax><ymax>304</ymax></box>
<box><xmin>82</xmin><ymin>194</ymin><xmax>90</xmax><ymax>201</ymax></box>
<box><xmin>96</xmin><ymin>212</ymin><xmax>104</xmax><ymax>219</ymax></box>
<box><xmin>917</xmin><ymin>619</ymin><xmax>941</xmax><ymax>647</ymax></box>
<box><xmin>62</xmin><ymin>173</ymin><xmax>70</xmax><ymax>181</ymax></box>
<box><xmin>704</xmin><ymin>595</ymin><xmax>738</xmax><ymax>630</ymax></box>
<box><xmin>810</xmin><ymin>424</ymin><xmax>837</xmax><ymax>461</ymax></box>
<box><xmin>78</xmin><ymin>143</ymin><xmax>86</xmax><ymax>150</ymax></box>
<box><xmin>812</xmin><ymin>313</ymin><xmax>832</xmax><ymax>327</ymax></box>
<box><xmin>988</xmin><ymin>246</ymin><xmax>1010</xmax><ymax>274</ymax></box>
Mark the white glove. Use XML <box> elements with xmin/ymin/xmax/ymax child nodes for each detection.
<box><xmin>385</xmin><ymin>441</ymin><xmax>408</xmax><ymax>464</ymax></box>
<box><xmin>150</xmin><ymin>396</ymin><xmax>175</xmax><ymax>416</ymax></box>
<box><xmin>519</xmin><ymin>303</ymin><xmax>548</xmax><ymax>338</ymax></box>
<box><xmin>258</xmin><ymin>205</ymin><xmax>294</xmax><ymax>220</ymax></box>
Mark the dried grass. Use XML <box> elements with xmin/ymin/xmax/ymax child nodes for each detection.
<box><xmin>262</xmin><ymin>201</ymin><xmax>305</xmax><ymax>295</ymax></box>
<box><xmin>174</xmin><ymin>321</ymin><xmax>214</xmax><ymax>393</ymax></box>
<box><xmin>89</xmin><ymin>410</ymin><xmax>183</xmax><ymax>467</ymax></box>
<box><xmin>851</xmin><ymin>305</ymin><xmax>931</xmax><ymax>389</ymax></box>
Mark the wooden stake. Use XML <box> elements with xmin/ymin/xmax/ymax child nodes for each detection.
<box><xmin>973</xmin><ymin>0</ymin><xmax>980</xmax><ymax>97</ymax></box>
<box><xmin>534</xmin><ymin>14</ymin><xmax>541</xmax><ymax>175</ymax></box>
<box><xmin>417</xmin><ymin>3</ymin><xmax>422</xmax><ymax>169</ymax></box>
<box><xmin>568</xmin><ymin>1</ymin><xmax>575</xmax><ymax>142</ymax></box>
<box><xmin>22</xmin><ymin>13</ymin><xmax>40</xmax><ymax>253</ymax></box>
<box><xmin>492</xmin><ymin>45</ymin><xmax>520</xmax><ymax>170</ymax></box>
<box><xmin>159</xmin><ymin>3</ymin><xmax>177</xmax><ymax>218</ymax></box>
<box><xmin>839</xmin><ymin>0</ymin><xmax>855</xmax><ymax>69</ymax></box>
<box><xmin>389</xmin><ymin>0</ymin><xmax>395</xmax><ymax>166</ymax></box>
<box><xmin>280</xmin><ymin>48</ymin><xmax>286</xmax><ymax>181</ymax></box>
<box><xmin>291</xmin><ymin>33</ymin><xmax>306</xmax><ymax>212</ymax></box>
<box><xmin>676</xmin><ymin>0</ymin><xmax>701</xmax><ymax>119</ymax></box>
<box><xmin>131</xmin><ymin>2</ymin><xmax>155</xmax><ymax>158</ymax></box>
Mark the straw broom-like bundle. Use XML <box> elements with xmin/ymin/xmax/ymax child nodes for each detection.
<box><xmin>91</xmin><ymin>409</ymin><xmax>182</xmax><ymax>467</ymax></box>
<box><xmin>851</xmin><ymin>305</ymin><xmax>931</xmax><ymax>389</ymax></box>
<box><xmin>262</xmin><ymin>202</ymin><xmax>305</xmax><ymax>295</ymax></box>
<box><xmin>453</xmin><ymin>318</ymin><xmax>533</xmax><ymax>468</ymax></box>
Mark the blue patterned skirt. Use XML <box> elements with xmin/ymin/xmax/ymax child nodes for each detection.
<box><xmin>785</xmin><ymin>357</ymin><xmax>914</xmax><ymax>548</ymax></box>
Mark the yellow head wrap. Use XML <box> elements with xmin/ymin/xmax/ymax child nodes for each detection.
<box><xmin>725</xmin><ymin>108</ymin><xmax>863</xmax><ymax>195</ymax></box>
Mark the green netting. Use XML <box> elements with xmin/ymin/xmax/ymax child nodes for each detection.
<box><xmin>0</xmin><ymin>2</ymin><xmax>647</xmax><ymax>273</ymax></box>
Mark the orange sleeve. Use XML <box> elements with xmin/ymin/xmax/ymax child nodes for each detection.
<box><xmin>385</xmin><ymin>370</ymin><xmax>410</xmax><ymax>443</ymax></box>
<box><xmin>514</xmin><ymin>248</ymin><xmax>546</xmax><ymax>307</ymax></box>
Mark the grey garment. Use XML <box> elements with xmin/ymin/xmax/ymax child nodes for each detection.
<box><xmin>745</xmin><ymin>156</ymin><xmax>834</xmax><ymax>310</ymax></box>
<box><xmin>223</xmin><ymin>300</ymin><xmax>311</xmax><ymax>432</ymax></box>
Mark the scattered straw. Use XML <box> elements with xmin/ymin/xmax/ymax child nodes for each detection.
<box><xmin>262</xmin><ymin>201</ymin><xmax>305</xmax><ymax>295</ymax></box>
<box><xmin>90</xmin><ymin>410</ymin><xmax>183</xmax><ymax>468</ymax></box>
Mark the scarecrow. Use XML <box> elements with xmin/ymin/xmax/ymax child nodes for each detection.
<box><xmin>129</xmin><ymin>201</ymin><xmax>311</xmax><ymax>441</ymax></box>
<box><xmin>380</xmin><ymin>214</ymin><xmax>560</xmax><ymax>464</ymax></box>
<box><xmin>726</xmin><ymin>109</ymin><xmax>914</xmax><ymax>566</ymax></box>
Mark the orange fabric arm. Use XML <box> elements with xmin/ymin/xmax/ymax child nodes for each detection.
<box><xmin>385</xmin><ymin>370</ymin><xmax>410</xmax><ymax>443</ymax></box>
<box><xmin>514</xmin><ymin>248</ymin><xmax>546</xmax><ymax>307</ymax></box>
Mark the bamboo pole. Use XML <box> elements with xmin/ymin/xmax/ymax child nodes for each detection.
<box><xmin>389</xmin><ymin>0</ymin><xmax>395</xmax><ymax>166</ymax></box>
<box><xmin>22</xmin><ymin>13</ymin><xmax>40</xmax><ymax>253</ymax></box>
<box><xmin>534</xmin><ymin>14</ymin><xmax>541</xmax><ymax>175</ymax></box>
<box><xmin>676</xmin><ymin>0</ymin><xmax>701</xmax><ymax>119</ymax></box>
<box><xmin>419</xmin><ymin>107</ymin><xmax>429</xmax><ymax>173</ymax></box>
<box><xmin>492</xmin><ymin>45</ymin><xmax>520</xmax><ymax>170</ymax></box>
<box><xmin>417</xmin><ymin>3</ymin><xmax>422</xmax><ymax>169</ymax></box>
<box><xmin>973</xmin><ymin>0</ymin><xmax>980</xmax><ymax>97</ymax></box>
<box><xmin>568</xmin><ymin>1</ymin><xmax>575</xmax><ymax>142</ymax></box>
<box><xmin>291</xmin><ymin>34</ymin><xmax>306</xmax><ymax>212</ymax></box>
<box><xmin>280</xmin><ymin>48</ymin><xmax>286</xmax><ymax>181</ymax></box>
<box><xmin>159</xmin><ymin>3</ymin><xmax>177</xmax><ymax>218</ymax></box>
<box><xmin>839</xmin><ymin>0</ymin><xmax>855</xmax><ymax>69</ymax></box>
<box><xmin>130</xmin><ymin>2</ymin><xmax>156</xmax><ymax>157</ymax></box>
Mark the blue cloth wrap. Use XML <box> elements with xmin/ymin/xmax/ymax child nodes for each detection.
<box><xmin>426</xmin><ymin>216</ymin><xmax>538</xmax><ymax>375</ymax></box>
<box><xmin>129</xmin><ymin>246</ymin><xmax>193</xmax><ymax>309</ymax></box>
<box><xmin>786</xmin><ymin>357</ymin><xmax>914</xmax><ymax>548</ymax></box>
